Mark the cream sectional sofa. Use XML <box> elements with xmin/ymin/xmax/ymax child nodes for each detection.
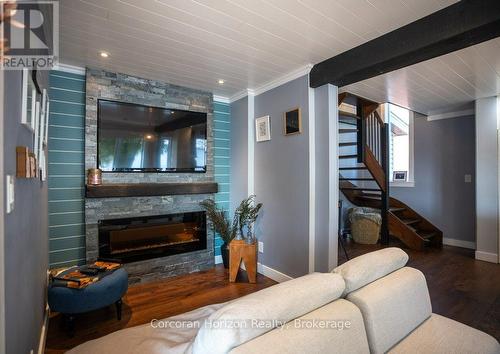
<box><xmin>69</xmin><ymin>248</ymin><xmax>500</xmax><ymax>354</ymax></box>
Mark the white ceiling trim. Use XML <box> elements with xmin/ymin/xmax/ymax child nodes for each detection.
<box><xmin>229</xmin><ymin>64</ymin><xmax>313</xmax><ymax>102</ymax></box>
<box><xmin>427</xmin><ymin>108</ymin><xmax>475</xmax><ymax>121</ymax></box>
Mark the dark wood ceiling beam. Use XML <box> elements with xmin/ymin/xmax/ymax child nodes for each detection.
<box><xmin>309</xmin><ymin>0</ymin><xmax>500</xmax><ymax>88</ymax></box>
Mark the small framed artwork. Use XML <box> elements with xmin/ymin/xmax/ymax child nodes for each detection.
<box><xmin>21</xmin><ymin>68</ymin><xmax>37</xmax><ymax>130</ymax></box>
<box><xmin>393</xmin><ymin>171</ymin><xmax>407</xmax><ymax>181</ymax></box>
<box><xmin>33</xmin><ymin>101</ymin><xmax>41</xmax><ymax>159</ymax></box>
<box><xmin>255</xmin><ymin>115</ymin><xmax>271</xmax><ymax>142</ymax></box>
<box><xmin>38</xmin><ymin>89</ymin><xmax>48</xmax><ymax>165</ymax></box>
<box><xmin>284</xmin><ymin>107</ymin><xmax>301</xmax><ymax>136</ymax></box>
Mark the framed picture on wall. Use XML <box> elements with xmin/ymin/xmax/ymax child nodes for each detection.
<box><xmin>21</xmin><ymin>68</ymin><xmax>37</xmax><ymax>131</ymax></box>
<box><xmin>255</xmin><ymin>115</ymin><xmax>271</xmax><ymax>142</ymax></box>
<box><xmin>38</xmin><ymin>89</ymin><xmax>48</xmax><ymax>163</ymax></box>
<box><xmin>33</xmin><ymin>101</ymin><xmax>41</xmax><ymax>159</ymax></box>
<box><xmin>283</xmin><ymin>107</ymin><xmax>301</xmax><ymax>136</ymax></box>
<box><xmin>393</xmin><ymin>171</ymin><xmax>407</xmax><ymax>181</ymax></box>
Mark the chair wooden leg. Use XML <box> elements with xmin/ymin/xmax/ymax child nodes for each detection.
<box><xmin>115</xmin><ymin>298</ymin><xmax>122</xmax><ymax>321</ymax></box>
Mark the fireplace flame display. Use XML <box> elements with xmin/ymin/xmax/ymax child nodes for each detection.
<box><xmin>98</xmin><ymin>212</ymin><xmax>207</xmax><ymax>263</ymax></box>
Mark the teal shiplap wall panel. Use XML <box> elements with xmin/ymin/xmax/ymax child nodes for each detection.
<box><xmin>48</xmin><ymin>70</ymin><xmax>86</xmax><ymax>268</ymax></box>
<box><xmin>213</xmin><ymin>101</ymin><xmax>231</xmax><ymax>259</ymax></box>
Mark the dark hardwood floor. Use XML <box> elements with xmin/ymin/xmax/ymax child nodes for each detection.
<box><xmin>339</xmin><ymin>238</ymin><xmax>500</xmax><ymax>341</ymax></box>
<box><xmin>45</xmin><ymin>267</ymin><xmax>276</xmax><ymax>353</ymax></box>
<box><xmin>46</xmin><ymin>241</ymin><xmax>500</xmax><ymax>353</ymax></box>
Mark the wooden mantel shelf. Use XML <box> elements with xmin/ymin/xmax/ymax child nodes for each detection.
<box><xmin>86</xmin><ymin>182</ymin><xmax>218</xmax><ymax>198</ymax></box>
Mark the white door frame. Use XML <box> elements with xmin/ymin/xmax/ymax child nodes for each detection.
<box><xmin>498</xmin><ymin>98</ymin><xmax>500</xmax><ymax>264</ymax></box>
<box><xmin>328</xmin><ymin>85</ymin><xmax>339</xmax><ymax>271</ymax></box>
<box><xmin>0</xmin><ymin>67</ymin><xmax>6</xmax><ymax>352</ymax></box>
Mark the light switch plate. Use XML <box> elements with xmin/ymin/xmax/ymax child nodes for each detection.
<box><xmin>464</xmin><ymin>174</ymin><xmax>472</xmax><ymax>183</ymax></box>
<box><xmin>6</xmin><ymin>175</ymin><xmax>14</xmax><ymax>214</ymax></box>
<box><xmin>258</xmin><ymin>241</ymin><xmax>264</xmax><ymax>253</ymax></box>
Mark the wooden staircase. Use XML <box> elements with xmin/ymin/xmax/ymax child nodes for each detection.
<box><xmin>338</xmin><ymin>93</ymin><xmax>442</xmax><ymax>250</ymax></box>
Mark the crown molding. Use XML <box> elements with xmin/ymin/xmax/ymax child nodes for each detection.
<box><xmin>228</xmin><ymin>64</ymin><xmax>313</xmax><ymax>103</ymax></box>
<box><xmin>213</xmin><ymin>95</ymin><xmax>230</xmax><ymax>104</ymax></box>
<box><xmin>427</xmin><ymin>108</ymin><xmax>474</xmax><ymax>121</ymax></box>
<box><xmin>253</xmin><ymin>64</ymin><xmax>313</xmax><ymax>96</ymax></box>
<box><xmin>229</xmin><ymin>88</ymin><xmax>255</xmax><ymax>103</ymax></box>
<box><xmin>53</xmin><ymin>62</ymin><xmax>86</xmax><ymax>75</ymax></box>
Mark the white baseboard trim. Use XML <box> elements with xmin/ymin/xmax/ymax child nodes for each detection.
<box><xmin>38</xmin><ymin>303</ymin><xmax>50</xmax><ymax>354</ymax></box>
<box><xmin>443</xmin><ymin>238</ymin><xmax>475</xmax><ymax>250</ymax></box>
<box><xmin>475</xmin><ymin>251</ymin><xmax>498</xmax><ymax>263</ymax></box>
<box><xmin>239</xmin><ymin>261</ymin><xmax>293</xmax><ymax>283</ymax></box>
<box><xmin>257</xmin><ymin>263</ymin><xmax>293</xmax><ymax>283</ymax></box>
<box><xmin>214</xmin><ymin>255</ymin><xmax>223</xmax><ymax>264</ymax></box>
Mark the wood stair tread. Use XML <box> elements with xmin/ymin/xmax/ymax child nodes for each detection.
<box><xmin>339</xmin><ymin>177</ymin><xmax>375</xmax><ymax>181</ymax></box>
<box><xmin>339</xmin><ymin>142</ymin><xmax>357</xmax><ymax>147</ymax></box>
<box><xmin>402</xmin><ymin>218</ymin><xmax>421</xmax><ymax>226</ymax></box>
<box><xmin>339</xmin><ymin>154</ymin><xmax>358</xmax><ymax>159</ymax></box>
<box><xmin>341</xmin><ymin>187</ymin><xmax>381</xmax><ymax>191</ymax></box>
<box><xmin>356</xmin><ymin>195</ymin><xmax>381</xmax><ymax>201</ymax></box>
<box><xmin>339</xmin><ymin>129</ymin><xmax>358</xmax><ymax>133</ymax></box>
<box><xmin>339</xmin><ymin>120</ymin><xmax>357</xmax><ymax>126</ymax></box>
<box><xmin>390</xmin><ymin>207</ymin><xmax>406</xmax><ymax>213</ymax></box>
<box><xmin>419</xmin><ymin>231</ymin><xmax>438</xmax><ymax>239</ymax></box>
<box><xmin>339</xmin><ymin>111</ymin><xmax>361</xmax><ymax>119</ymax></box>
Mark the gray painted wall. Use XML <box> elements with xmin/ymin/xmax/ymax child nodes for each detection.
<box><xmin>253</xmin><ymin>76</ymin><xmax>310</xmax><ymax>278</ymax></box>
<box><xmin>475</xmin><ymin>97</ymin><xmax>498</xmax><ymax>258</ymax></box>
<box><xmin>3</xmin><ymin>70</ymin><xmax>49</xmax><ymax>354</ymax></box>
<box><xmin>391</xmin><ymin>114</ymin><xmax>476</xmax><ymax>244</ymax></box>
<box><xmin>230</xmin><ymin>96</ymin><xmax>248</xmax><ymax>214</ymax></box>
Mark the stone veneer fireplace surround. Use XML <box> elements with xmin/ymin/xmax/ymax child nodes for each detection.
<box><xmin>85</xmin><ymin>68</ymin><xmax>215</xmax><ymax>284</ymax></box>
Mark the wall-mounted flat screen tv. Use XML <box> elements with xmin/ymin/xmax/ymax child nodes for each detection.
<box><xmin>97</xmin><ymin>100</ymin><xmax>207</xmax><ymax>173</ymax></box>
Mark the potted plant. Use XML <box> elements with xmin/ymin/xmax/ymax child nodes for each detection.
<box><xmin>199</xmin><ymin>199</ymin><xmax>237</xmax><ymax>268</ymax></box>
<box><xmin>235</xmin><ymin>195</ymin><xmax>263</xmax><ymax>243</ymax></box>
<box><xmin>200</xmin><ymin>195</ymin><xmax>263</xmax><ymax>268</ymax></box>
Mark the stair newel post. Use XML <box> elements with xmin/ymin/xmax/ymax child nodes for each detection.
<box><xmin>380</xmin><ymin>122</ymin><xmax>390</xmax><ymax>244</ymax></box>
<box><xmin>357</xmin><ymin>102</ymin><xmax>365</xmax><ymax>163</ymax></box>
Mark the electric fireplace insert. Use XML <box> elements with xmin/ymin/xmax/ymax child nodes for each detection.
<box><xmin>98</xmin><ymin>211</ymin><xmax>207</xmax><ymax>263</ymax></box>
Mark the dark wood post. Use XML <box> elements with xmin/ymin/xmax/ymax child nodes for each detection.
<box><xmin>357</xmin><ymin>102</ymin><xmax>365</xmax><ymax>163</ymax></box>
<box><xmin>380</xmin><ymin>123</ymin><xmax>390</xmax><ymax>244</ymax></box>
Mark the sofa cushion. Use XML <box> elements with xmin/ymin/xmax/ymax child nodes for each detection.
<box><xmin>191</xmin><ymin>272</ymin><xmax>345</xmax><ymax>354</ymax></box>
<box><xmin>333</xmin><ymin>247</ymin><xmax>409</xmax><ymax>294</ymax></box>
<box><xmin>230</xmin><ymin>299</ymin><xmax>370</xmax><ymax>354</ymax></box>
<box><xmin>388</xmin><ymin>314</ymin><xmax>500</xmax><ymax>354</ymax></box>
<box><xmin>346</xmin><ymin>267</ymin><xmax>431</xmax><ymax>354</ymax></box>
<box><xmin>67</xmin><ymin>302</ymin><xmax>226</xmax><ymax>354</ymax></box>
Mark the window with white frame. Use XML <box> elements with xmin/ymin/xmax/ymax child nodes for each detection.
<box><xmin>384</xmin><ymin>103</ymin><xmax>414</xmax><ymax>186</ymax></box>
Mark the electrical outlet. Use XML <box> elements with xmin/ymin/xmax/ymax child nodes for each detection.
<box><xmin>6</xmin><ymin>175</ymin><xmax>14</xmax><ymax>214</ymax></box>
<box><xmin>258</xmin><ymin>241</ymin><xmax>264</xmax><ymax>253</ymax></box>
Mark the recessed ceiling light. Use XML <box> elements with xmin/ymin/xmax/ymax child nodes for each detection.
<box><xmin>145</xmin><ymin>134</ymin><xmax>153</xmax><ymax>140</ymax></box>
<box><xmin>218</xmin><ymin>79</ymin><xmax>224</xmax><ymax>85</ymax></box>
<box><xmin>100</xmin><ymin>51</ymin><xmax>109</xmax><ymax>58</ymax></box>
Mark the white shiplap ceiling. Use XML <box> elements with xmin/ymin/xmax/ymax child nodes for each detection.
<box><xmin>59</xmin><ymin>0</ymin><xmax>458</xmax><ymax>100</ymax></box>
<box><xmin>341</xmin><ymin>37</ymin><xmax>500</xmax><ymax>115</ymax></box>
